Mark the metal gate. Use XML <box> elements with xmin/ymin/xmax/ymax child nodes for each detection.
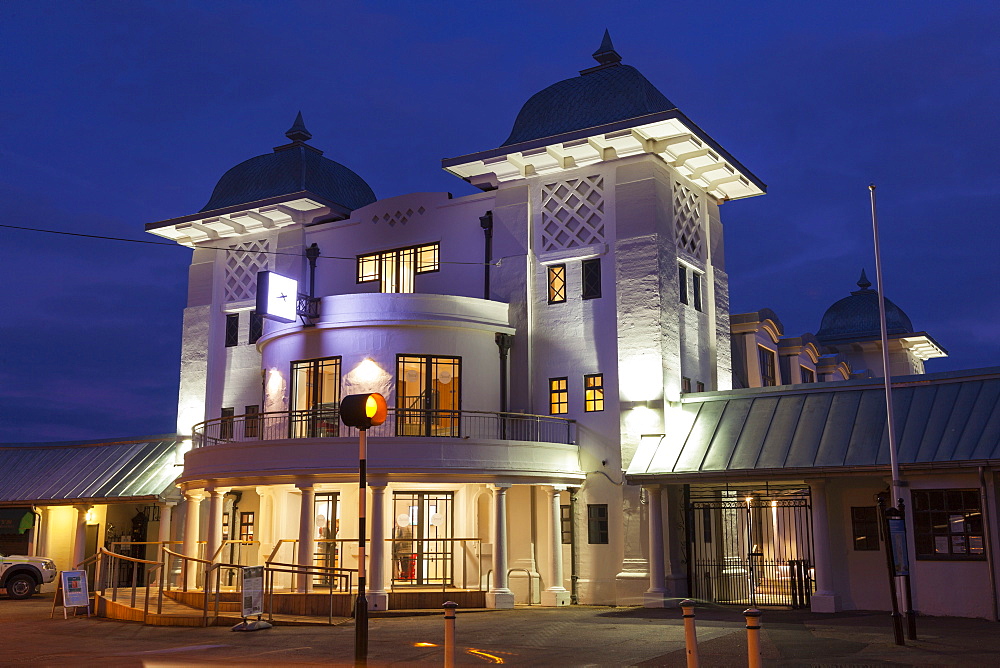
<box><xmin>686</xmin><ymin>485</ymin><xmax>814</xmax><ymax>608</ymax></box>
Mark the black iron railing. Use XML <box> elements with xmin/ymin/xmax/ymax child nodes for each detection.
<box><xmin>192</xmin><ymin>408</ymin><xmax>575</xmax><ymax>447</ymax></box>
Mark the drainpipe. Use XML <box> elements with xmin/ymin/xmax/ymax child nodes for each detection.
<box><xmin>495</xmin><ymin>333</ymin><xmax>513</xmax><ymax>441</ymax></box>
<box><xmin>569</xmin><ymin>488</ymin><xmax>579</xmax><ymax>604</ymax></box>
<box><xmin>480</xmin><ymin>212</ymin><xmax>493</xmax><ymax>301</ymax></box>
<box><xmin>979</xmin><ymin>466</ymin><xmax>999</xmax><ymax>621</ymax></box>
<box><xmin>305</xmin><ymin>243</ymin><xmax>320</xmax><ymax>297</ymax></box>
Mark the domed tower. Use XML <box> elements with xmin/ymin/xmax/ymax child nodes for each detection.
<box><xmin>445</xmin><ymin>32</ymin><xmax>765</xmax><ymax>606</ymax></box>
<box><xmin>146</xmin><ymin>114</ymin><xmax>376</xmax><ymax>435</ymax></box>
<box><xmin>816</xmin><ymin>270</ymin><xmax>947</xmax><ymax>376</ymax></box>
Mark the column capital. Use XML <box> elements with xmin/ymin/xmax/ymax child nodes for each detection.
<box><xmin>184</xmin><ymin>490</ymin><xmax>205</xmax><ymax>502</ymax></box>
<box><xmin>73</xmin><ymin>503</ymin><xmax>93</xmax><ymax>513</ymax></box>
<box><xmin>489</xmin><ymin>483</ymin><xmax>512</xmax><ymax>492</ymax></box>
<box><xmin>159</xmin><ymin>500</ymin><xmax>178</xmax><ymax>508</ymax></box>
<box><xmin>205</xmin><ymin>486</ymin><xmax>231</xmax><ymax>497</ymax></box>
<box><xmin>295</xmin><ymin>479</ymin><xmax>316</xmax><ymax>491</ymax></box>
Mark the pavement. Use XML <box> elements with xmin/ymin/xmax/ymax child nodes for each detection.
<box><xmin>5</xmin><ymin>596</ymin><xmax>1000</xmax><ymax>666</ymax></box>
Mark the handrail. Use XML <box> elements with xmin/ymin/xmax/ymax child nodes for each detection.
<box><xmin>265</xmin><ymin>539</ymin><xmax>298</xmax><ymax>565</ymax></box>
<box><xmin>192</xmin><ymin>406</ymin><xmax>576</xmax><ymax>447</ymax></box>
<box><xmin>210</xmin><ymin>539</ymin><xmax>260</xmax><ymax>563</ymax></box>
<box><xmin>163</xmin><ymin>545</ymin><xmax>212</xmax><ymax>592</ymax></box>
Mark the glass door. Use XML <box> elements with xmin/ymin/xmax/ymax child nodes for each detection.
<box><xmin>290</xmin><ymin>357</ymin><xmax>341</xmax><ymax>437</ymax></box>
<box><xmin>391</xmin><ymin>492</ymin><xmax>454</xmax><ymax>586</ymax></box>
<box><xmin>396</xmin><ymin>355</ymin><xmax>460</xmax><ymax>436</ymax></box>
<box><xmin>313</xmin><ymin>493</ymin><xmax>340</xmax><ymax>587</ymax></box>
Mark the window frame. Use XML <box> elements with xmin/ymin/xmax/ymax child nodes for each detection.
<box><xmin>758</xmin><ymin>345</ymin><xmax>778</xmax><ymax>387</ymax></box>
<box><xmin>681</xmin><ymin>377</ymin><xmax>692</xmax><ymax>393</ymax></box>
<box><xmin>678</xmin><ymin>265</ymin><xmax>688</xmax><ymax>305</ymax></box>
<box><xmin>912</xmin><ymin>489</ymin><xmax>986</xmax><ymax>561</ymax></box>
<box><xmin>560</xmin><ymin>503</ymin><xmax>573</xmax><ymax>545</ymax></box>
<box><xmin>800</xmin><ymin>366</ymin><xmax>816</xmax><ymax>384</ymax></box>
<box><xmin>239</xmin><ymin>511</ymin><xmax>255</xmax><ymax>541</ymax></box>
<box><xmin>583</xmin><ymin>373</ymin><xmax>604</xmax><ymax>412</ymax></box>
<box><xmin>692</xmin><ymin>271</ymin><xmax>703</xmax><ymax>311</ymax></box>
<box><xmin>549</xmin><ymin>377</ymin><xmax>569</xmax><ymax>415</ymax></box>
<box><xmin>547</xmin><ymin>264</ymin><xmax>567</xmax><ymax>304</ymax></box>
<box><xmin>850</xmin><ymin>506</ymin><xmax>880</xmax><ymax>551</ymax></box>
<box><xmin>581</xmin><ymin>258</ymin><xmax>601</xmax><ymax>300</ymax></box>
<box><xmin>220</xmin><ymin>407</ymin><xmax>235</xmax><ymax>440</ymax></box>
<box><xmin>243</xmin><ymin>404</ymin><xmax>260</xmax><ymax>439</ymax></box>
<box><xmin>248</xmin><ymin>312</ymin><xmax>264</xmax><ymax>345</ymax></box>
<box><xmin>587</xmin><ymin>504</ymin><xmax>609</xmax><ymax>544</ymax></box>
<box><xmin>356</xmin><ymin>242</ymin><xmax>440</xmax><ymax>293</ymax></box>
<box><xmin>395</xmin><ymin>354</ymin><xmax>462</xmax><ymax>437</ymax></box>
<box><xmin>225</xmin><ymin>313</ymin><xmax>240</xmax><ymax>347</ymax></box>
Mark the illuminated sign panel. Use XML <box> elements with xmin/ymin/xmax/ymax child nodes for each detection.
<box><xmin>256</xmin><ymin>271</ymin><xmax>298</xmax><ymax>323</ymax></box>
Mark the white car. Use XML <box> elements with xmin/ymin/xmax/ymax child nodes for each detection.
<box><xmin>0</xmin><ymin>553</ymin><xmax>58</xmax><ymax>600</ymax></box>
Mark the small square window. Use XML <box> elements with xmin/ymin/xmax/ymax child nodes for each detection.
<box><xmin>582</xmin><ymin>258</ymin><xmax>601</xmax><ymax>299</ymax></box>
<box><xmin>548</xmin><ymin>265</ymin><xmax>566</xmax><ymax>304</ymax></box>
<box><xmin>225</xmin><ymin>313</ymin><xmax>240</xmax><ymax>347</ymax></box>
<box><xmin>549</xmin><ymin>377</ymin><xmax>568</xmax><ymax>414</ymax></box>
<box><xmin>678</xmin><ymin>265</ymin><xmax>688</xmax><ymax>305</ymax></box>
<box><xmin>248</xmin><ymin>312</ymin><xmax>264</xmax><ymax>344</ymax></box>
<box><xmin>696</xmin><ymin>381</ymin><xmax>705</xmax><ymax>392</ymax></box>
<box><xmin>681</xmin><ymin>377</ymin><xmax>692</xmax><ymax>393</ymax></box>
<box><xmin>851</xmin><ymin>506</ymin><xmax>880</xmax><ymax>551</ymax></box>
<box><xmin>584</xmin><ymin>374</ymin><xmax>604</xmax><ymax>412</ymax></box>
<box><xmin>587</xmin><ymin>504</ymin><xmax>609</xmax><ymax>544</ymax></box>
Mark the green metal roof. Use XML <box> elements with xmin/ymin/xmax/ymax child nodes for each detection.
<box><xmin>627</xmin><ymin>368</ymin><xmax>1000</xmax><ymax>481</ymax></box>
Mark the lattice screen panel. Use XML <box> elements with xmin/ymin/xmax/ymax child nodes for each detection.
<box><xmin>371</xmin><ymin>206</ymin><xmax>426</xmax><ymax>226</ymax></box>
<box><xmin>224</xmin><ymin>239</ymin><xmax>270</xmax><ymax>302</ymax></box>
<box><xmin>673</xmin><ymin>180</ymin><xmax>703</xmax><ymax>260</ymax></box>
<box><xmin>540</xmin><ymin>175</ymin><xmax>606</xmax><ymax>252</ymax></box>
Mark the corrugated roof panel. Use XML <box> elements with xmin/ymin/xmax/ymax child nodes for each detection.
<box><xmin>785</xmin><ymin>393</ymin><xmax>834</xmax><ymax>468</ymax></box>
<box><xmin>729</xmin><ymin>396</ymin><xmax>780</xmax><ymax>470</ymax></box>
<box><xmin>647</xmin><ymin>403</ymin><xmax>700</xmax><ymax>474</ymax></box>
<box><xmin>844</xmin><ymin>390</ymin><xmax>888</xmax><ymax>466</ymax></box>
<box><xmin>755</xmin><ymin>394</ymin><xmax>806</xmax><ymax>470</ymax></box>
<box><xmin>875</xmin><ymin>387</ymin><xmax>913</xmax><ymax>466</ymax></box>
<box><xmin>814</xmin><ymin>391</ymin><xmax>863</xmax><ymax>467</ymax></box>
<box><xmin>970</xmin><ymin>385</ymin><xmax>1000</xmax><ymax>460</ymax></box>
<box><xmin>933</xmin><ymin>381</ymin><xmax>983</xmax><ymax>462</ymax></box>
<box><xmin>915</xmin><ymin>382</ymin><xmax>961</xmax><ymax>462</ymax></box>
<box><xmin>896</xmin><ymin>384</ymin><xmax>936</xmax><ymax>464</ymax></box>
<box><xmin>701</xmin><ymin>398</ymin><xmax>753</xmax><ymax>471</ymax></box>
<box><xmin>952</xmin><ymin>380</ymin><xmax>1000</xmax><ymax>460</ymax></box>
<box><xmin>673</xmin><ymin>400</ymin><xmax>727</xmax><ymax>472</ymax></box>
<box><xmin>0</xmin><ymin>437</ymin><xmax>181</xmax><ymax>504</ymax></box>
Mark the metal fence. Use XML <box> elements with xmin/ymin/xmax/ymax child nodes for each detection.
<box><xmin>193</xmin><ymin>407</ymin><xmax>574</xmax><ymax>447</ymax></box>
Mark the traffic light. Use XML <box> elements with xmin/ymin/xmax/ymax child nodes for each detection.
<box><xmin>340</xmin><ymin>393</ymin><xmax>388</xmax><ymax>430</ymax></box>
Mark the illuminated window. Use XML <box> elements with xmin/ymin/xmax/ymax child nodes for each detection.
<box><xmin>678</xmin><ymin>265</ymin><xmax>688</xmax><ymax>304</ymax></box>
<box><xmin>548</xmin><ymin>264</ymin><xmax>566</xmax><ymax>303</ymax></box>
<box><xmin>239</xmin><ymin>512</ymin><xmax>255</xmax><ymax>541</ymax></box>
<box><xmin>913</xmin><ymin>489</ymin><xmax>985</xmax><ymax>560</ymax></box>
<box><xmin>396</xmin><ymin>355</ymin><xmax>461</xmax><ymax>437</ymax></box>
<box><xmin>584</xmin><ymin>374</ymin><xmax>604</xmax><ymax>412</ymax></box>
<box><xmin>248</xmin><ymin>312</ymin><xmax>264</xmax><ymax>344</ymax></box>
<box><xmin>290</xmin><ymin>357</ymin><xmax>342</xmax><ymax>437</ymax></box>
<box><xmin>582</xmin><ymin>258</ymin><xmax>601</xmax><ymax>299</ymax></box>
<box><xmin>225</xmin><ymin>314</ymin><xmax>239</xmax><ymax>347</ymax></box>
<box><xmin>357</xmin><ymin>242</ymin><xmax>439</xmax><ymax>293</ymax></box>
<box><xmin>851</xmin><ymin>507</ymin><xmax>879</xmax><ymax>551</ymax></box>
<box><xmin>587</xmin><ymin>504</ymin><xmax>609</xmax><ymax>544</ymax></box>
<box><xmin>758</xmin><ymin>346</ymin><xmax>777</xmax><ymax>386</ymax></box>
<box><xmin>549</xmin><ymin>377</ymin><xmax>568</xmax><ymax>414</ymax></box>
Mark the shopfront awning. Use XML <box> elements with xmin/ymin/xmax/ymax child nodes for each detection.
<box><xmin>0</xmin><ymin>435</ymin><xmax>183</xmax><ymax>506</ymax></box>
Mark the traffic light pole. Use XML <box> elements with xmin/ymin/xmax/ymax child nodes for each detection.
<box><xmin>356</xmin><ymin>428</ymin><xmax>368</xmax><ymax>665</ymax></box>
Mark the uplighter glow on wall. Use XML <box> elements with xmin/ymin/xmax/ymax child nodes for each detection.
<box><xmin>353</xmin><ymin>358</ymin><xmax>383</xmax><ymax>384</ymax></box>
<box><xmin>625</xmin><ymin>405</ymin><xmax>661</xmax><ymax>435</ymax></box>
<box><xmin>619</xmin><ymin>355</ymin><xmax>663</xmax><ymax>401</ymax></box>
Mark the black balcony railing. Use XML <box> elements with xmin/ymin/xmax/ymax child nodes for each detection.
<box><xmin>192</xmin><ymin>407</ymin><xmax>575</xmax><ymax>448</ymax></box>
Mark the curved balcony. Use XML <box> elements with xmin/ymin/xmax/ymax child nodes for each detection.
<box><xmin>182</xmin><ymin>409</ymin><xmax>581</xmax><ymax>488</ymax></box>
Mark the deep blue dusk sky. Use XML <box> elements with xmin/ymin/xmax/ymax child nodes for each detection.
<box><xmin>2</xmin><ymin>2</ymin><xmax>998</xmax><ymax>442</ymax></box>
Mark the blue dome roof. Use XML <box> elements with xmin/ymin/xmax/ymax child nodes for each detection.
<box><xmin>200</xmin><ymin>114</ymin><xmax>376</xmax><ymax>213</ymax></box>
<box><xmin>816</xmin><ymin>271</ymin><xmax>914</xmax><ymax>343</ymax></box>
<box><xmin>501</xmin><ymin>34</ymin><xmax>676</xmax><ymax>146</ymax></box>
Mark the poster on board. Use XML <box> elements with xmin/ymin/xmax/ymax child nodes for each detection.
<box><xmin>61</xmin><ymin>570</ymin><xmax>90</xmax><ymax>610</ymax></box>
<box><xmin>242</xmin><ymin>566</ymin><xmax>264</xmax><ymax>617</ymax></box>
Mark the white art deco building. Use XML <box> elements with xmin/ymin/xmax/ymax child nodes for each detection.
<box><xmin>138</xmin><ymin>32</ymin><xmax>765</xmax><ymax>610</ymax></box>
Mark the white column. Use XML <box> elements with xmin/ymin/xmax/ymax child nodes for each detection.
<box><xmin>256</xmin><ymin>487</ymin><xmax>274</xmax><ymax>564</ymax></box>
<box><xmin>644</xmin><ymin>485</ymin><xmax>668</xmax><ymax>607</ymax></box>
<box><xmin>72</xmin><ymin>504</ymin><xmax>92</xmax><ymax>568</ymax></box>
<box><xmin>206</xmin><ymin>488</ymin><xmax>227</xmax><ymax>563</ymax></box>
<box><xmin>296</xmin><ymin>482</ymin><xmax>316</xmax><ymax>593</ymax></box>
<box><xmin>368</xmin><ymin>484</ymin><xmax>389</xmax><ymax>610</ymax></box>
<box><xmin>540</xmin><ymin>486</ymin><xmax>570</xmax><ymax>606</ymax></box>
<box><xmin>158</xmin><ymin>502</ymin><xmax>175</xmax><ymax>560</ymax></box>
<box><xmin>182</xmin><ymin>491</ymin><xmax>203</xmax><ymax>588</ymax></box>
<box><xmin>486</xmin><ymin>484</ymin><xmax>515</xmax><ymax>609</ymax></box>
<box><xmin>809</xmin><ymin>479</ymin><xmax>841</xmax><ymax>612</ymax></box>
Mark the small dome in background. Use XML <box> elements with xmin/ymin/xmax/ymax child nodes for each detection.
<box><xmin>816</xmin><ymin>270</ymin><xmax>915</xmax><ymax>344</ymax></box>
<box><xmin>200</xmin><ymin>112</ymin><xmax>376</xmax><ymax>213</ymax></box>
<box><xmin>501</xmin><ymin>31</ymin><xmax>677</xmax><ymax>147</ymax></box>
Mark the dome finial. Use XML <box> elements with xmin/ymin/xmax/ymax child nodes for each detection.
<box><xmin>592</xmin><ymin>29</ymin><xmax>622</xmax><ymax>66</ymax></box>
<box><xmin>285</xmin><ymin>111</ymin><xmax>313</xmax><ymax>143</ymax></box>
<box><xmin>856</xmin><ymin>269</ymin><xmax>872</xmax><ymax>291</ymax></box>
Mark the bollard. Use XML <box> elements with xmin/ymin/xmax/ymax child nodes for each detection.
<box><xmin>443</xmin><ymin>601</ymin><xmax>459</xmax><ymax>668</ymax></box>
<box><xmin>680</xmin><ymin>599</ymin><xmax>699</xmax><ymax>668</ymax></box>
<box><xmin>744</xmin><ymin>608</ymin><xmax>762</xmax><ymax>668</ymax></box>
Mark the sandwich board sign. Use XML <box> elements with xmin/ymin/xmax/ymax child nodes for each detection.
<box><xmin>242</xmin><ymin>566</ymin><xmax>264</xmax><ymax>618</ymax></box>
<box><xmin>60</xmin><ymin>570</ymin><xmax>90</xmax><ymax>618</ymax></box>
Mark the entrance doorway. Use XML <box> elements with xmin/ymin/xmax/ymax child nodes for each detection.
<box><xmin>391</xmin><ymin>492</ymin><xmax>454</xmax><ymax>586</ymax></box>
<box><xmin>686</xmin><ymin>484</ymin><xmax>814</xmax><ymax>608</ymax></box>
<box><xmin>314</xmin><ymin>493</ymin><xmax>339</xmax><ymax>587</ymax></box>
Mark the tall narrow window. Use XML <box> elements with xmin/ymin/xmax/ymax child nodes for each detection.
<box><xmin>243</xmin><ymin>404</ymin><xmax>260</xmax><ymax>438</ymax></box>
<box><xmin>560</xmin><ymin>504</ymin><xmax>573</xmax><ymax>545</ymax></box>
<box><xmin>692</xmin><ymin>272</ymin><xmax>703</xmax><ymax>311</ymax></box>
<box><xmin>549</xmin><ymin>377</ymin><xmax>568</xmax><ymax>414</ymax></box>
<box><xmin>584</xmin><ymin>374</ymin><xmax>604</xmax><ymax>412</ymax></box>
<box><xmin>290</xmin><ymin>357</ymin><xmax>342</xmax><ymax>437</ymax></box>
<box><xmin>758</xmin><ymin>346</ymin><xmax>777</xmax><ymax>386</ymax></box>
<box><xmin>239</xmin><ymin>512</ymin><xmax>255</xmax><ymax>541</ymax></box>
<box><xmin>548</xmin><ymin>264</ymin><xmax>566</xmax><ymax>303</ymax></box>
<box><xmin>396</xmin><ymin>355</ymin><xmax>461</xmax><ymax>437</ymax></box>
<box><xmin>582</xmin><ymin>258</ymin><xmax>601</xmax><ymax>299</ymax></box>
<box><xmin>587</xmin><ymin>504</ymin><xmax>609</xmax><ymax>544</ymax></box>
<box><xmin>681</xmin><ymin>377</ymin><xmax>692</xmax><ymax>393</ymax></box>
<box><xmin>678</xmin><ymin>265</ymin><xmax>688</xmax><ymax>305</ymax></box>
<box><xmin>220</xmin><ymin>407</ymin><xmax>235</xmax><ymax>440</ymax></box>
<box><xmin>801</xmin><ymin>366</ymin><xmax>816</xmax><ymax>383</ymax></box>
<box><xmin>248</xmin><ymin>312</ymin><xmax>264</xmax><ymax>344</ymax></box>
<box><xmin>357</xmin><ymin>242</ymin><xmax>439</xmax><ymax>293</ymax></box>
<box><xmin>696</xmin><ymin>381</ymin><xmax>705</xmax><ymax>393</ymax></box>
<box><xmin>851</xmin><ymin>507</ymin><xmax>879</xmax><ymax>551</ymax></box>
<box><xmin>225</xmin><ymin>314</ymin><xmax>240</xmax><ymax>347</ymax></box>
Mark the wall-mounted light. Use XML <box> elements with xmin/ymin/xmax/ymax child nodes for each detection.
<box><xmin>85</xmin><ymin>509</ymin><xmax>94</xmax><ymax>523</ymax></box>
